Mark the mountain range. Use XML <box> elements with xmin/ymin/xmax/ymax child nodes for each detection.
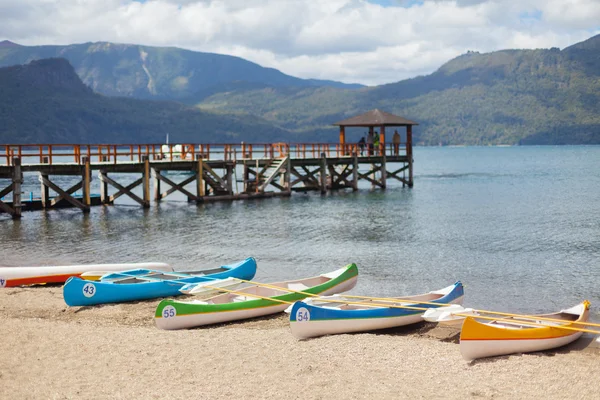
<box><xmin>1</xmin><ymin>36</ymin><xmax>599</xmax><ymax>145</ymax></box>
<box><xmin>0</xmin><ymin>58</ymin><xmax>291</xmax><ymax>144</ymax></box>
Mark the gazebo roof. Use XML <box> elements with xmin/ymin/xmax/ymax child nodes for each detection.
<box><xmin>333</xmin><ymin>109</ymin><xmax>418</xmax><ymax>127</ymax></box>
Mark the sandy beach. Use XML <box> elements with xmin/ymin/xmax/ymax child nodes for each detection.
<box><xmin>1</xmin><ymin>286</ymin><xmax>598</xmax><ymax>400</ymax></box>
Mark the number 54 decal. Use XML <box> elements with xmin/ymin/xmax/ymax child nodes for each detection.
<box><xmin>295</xmin><ymin>307</ymin><xmax>310</xmax><ymax>322</ymax></box>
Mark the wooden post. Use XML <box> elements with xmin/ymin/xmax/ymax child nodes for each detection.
<box><xmin>197</xmin><ymin>159</ymin><xmax>205</xmax><ymax>198</ymax></box>
<box><xmin>352</xmin><ymin>152</ymin><xmax>358</xmax><ymax>191</ymax></box>
<box><xmin>255</xmin><ymin>159</ymin><xmax>259</xmax><ymax>193</ymax></box>
<box><xmin>339</xmin><ymin>126</ymin><xmax>346</xmax><ymax>155</ymax></box>
<box><xmin>41</xmin><ymin>174</ymin><xmax>50</xmax><ymax>208</ymax></box>
<box><xmin>407</xmin><ymin>125</ymin><xmax>413</xmax><ymax>188</ymax></box>
<box><xmin>320</xmin><ymin>152</ymin><xmax>327</xmax><ymax>194</ymax></box>
<box><xmin>243</xmin><ymin>163</ymin><xmax>249</xmax><ymax>193</ymax></box>
<box><xmin>381</xmin><ymin>151</ymin><xmax>387</xmax><ymax>189</ymax></box>
<box><xmin>285</xmin><ymin>156</ymin><xmax>291</xmax><ymax>192</ymax></box>
<box><xmin>153</xmin><ymin>169</ymin><xmax>162</xmax><ymax>202</ymax></box>
<box><xmin>142</xmin><ymin>155</ymin><xmax>150</xmax><ymax>208</ymax></box>
<box><xmin>99</xmin><ymin>170</ymin><xmax>109</xmax><ymax>204</ymax></box>
<box><xmin>226</xmin><ymin>164</ymin><xmax>233</xmax><ymax>195</ymax></box>
<box><xmin>82</xmin><ymin>157</ymin><xmax>91</xmax><ymax>209</ymax></box>
<box><xmin>12</xmin><ymin>158</ymin><xmax>22</xmax><ymax>219</ymax></box>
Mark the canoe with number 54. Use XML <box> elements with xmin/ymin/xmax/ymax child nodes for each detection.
<box><xmin>289</xmin><ymin>282</ymin><xmax>464</xmax><ymax>339</ymax></box>
<box><xmin>154</xmin><ymin>264</ymin><xmax>359</xmax><ymax>330</ymax></box>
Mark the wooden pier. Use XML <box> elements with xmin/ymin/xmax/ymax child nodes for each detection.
<box><xmin>0</xmin><ymin>110</ymin><xmax>416</xmax><ymax>219</ymax></box>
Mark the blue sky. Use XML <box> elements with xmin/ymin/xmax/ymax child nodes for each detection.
<box><xmin>1</xmin><ymin>0</ymin><xmax>598</xmax><ymax>85</ymax></box>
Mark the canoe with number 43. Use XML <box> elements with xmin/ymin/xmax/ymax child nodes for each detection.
<box><xmin>154</xmin><ymin>264</ymin><xmax>359</xmax><ymax>330</ymax></box>
<box><xmin>63</xmin><ymin>258</ymin><xmax>257</xmax><ymax>306</ymax></box>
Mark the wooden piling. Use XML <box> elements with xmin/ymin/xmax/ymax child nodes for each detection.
<box><xmin>82</xmin><ymin>157</ymin><xmax>91</xmax><ymax>208</ymax></box>
<box><xmin>352</xmin><ymin>152</ymin><xmax>358</xmax><ymax>191</ymax></box>
<box><xmin>320</xmin><ymin>152</ymin><xmax>327</xmax><ymax>194</ymax></box>
<box><xmin>12</xmin><ymin>158</ymin><xmax>22</xmax><ymax>219</ymax></box>
<box><xmin>407</xmin><ymin>125</ymin><xmax>413</xmax><ymax>187</ymax></box>
<box><xmin>226</xmin><ymin>164</ymin><xmax>233</xmax><ymax>195</ymax></box>
<box><xmin>142</xmin><ymin>156</ymin><xmax>150</xmax><ymax>208</ymax></box>
<box><xmin>285</xmin><ymin>156</ymin><xmax>291</xmax><ymax>192</ymax></box>
<box><xmin>243</xmin><ymin>164</ymin><xmax>249</xmax><ymax>193</ymax></box>
<box><xmin>153</xmin><ymin>169</ymin><xmax>162</xmax><ymax>202</ymax></box>
<box><xmin>197</xmin><ymin>159</ymin><xmax>205</xmax><ymax>198</ymax></box>
<box><xmin>40</xmin><ymin>174</ymin><xmax>50</xmax><ymax>208</ymax></box>
<box><xmin>99</xmin><ymin>170</ymin><xmax>109</xmax><ymax>204</ymax></box>
<box><xmin>381</xmin><ymin>152</ymin><xmax>387</xmax><ymax>189</ymax></box>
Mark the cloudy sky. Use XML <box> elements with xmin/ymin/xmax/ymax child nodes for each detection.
<box><xmin>1</xmin><ymin>0</ymin><xmax>599</xmax><ymax>85</ymax></box>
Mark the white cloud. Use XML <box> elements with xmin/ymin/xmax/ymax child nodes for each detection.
<box><xmin>0</xmin><ymin>0</ymin><xmax>598</xmax><ymax>85</ymax></box>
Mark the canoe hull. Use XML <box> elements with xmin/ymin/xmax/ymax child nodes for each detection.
<box><xmin>155</xmin><ymin>264</ymin><xmax>359</xmax><ymax>330</ymax></box>
<box><xmin>459</xmin><ymin>301</ymin><xmax>590</xmax><ymax>361</ymax></box>
<box><xmin>63</xmin><ymin>258</ymin><xmax>257</xmax><ymax>306</ymax></box>
<box><xmin>290</xmin><ymin>282</ymin><xmax>464</xmax><ymax>339</ymax></box>
<box><xmin>0</xmin><ymin>262</ymin><xmax>172</xmax><ymax>288</ymax></box>
<box><xmin>460</xmin><ymin>333</ymin><xmax>583</xmax><ymax>361</ymax></box>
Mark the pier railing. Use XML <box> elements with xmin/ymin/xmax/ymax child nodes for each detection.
<box><xmin>0</xmin><ymin>142</ymin><xmax>407</xmax><ymax>166</ymax></box>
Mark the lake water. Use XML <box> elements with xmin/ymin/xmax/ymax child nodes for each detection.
<box><xmin>1</xmin><ymin>146</ymin><xmax>599</xmax><ymax>319</ymax></box>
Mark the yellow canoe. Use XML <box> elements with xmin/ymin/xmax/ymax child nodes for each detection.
<box><xmin>460</xmin><ymin>301</ymin><xmax>590</xmax><ymax>361</ymax></box>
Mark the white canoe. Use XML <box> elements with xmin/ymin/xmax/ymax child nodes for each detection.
<box><xmin>0</xmin><ymin>262</ymin><xmax>172</xmax><ymax>287</ymax></box>
<box><xmin>289</xmin><ymin>282</ymin><xmax>464</xmax><ymax>339</ymax></box>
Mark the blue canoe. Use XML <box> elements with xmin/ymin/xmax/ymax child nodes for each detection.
<box><xmin>63</xmin><ymin>257</ymin><xmax>257</xmax><ymax>306</ymax></box>
<box><xmin>289</xmin><ymin>281</ymin><xmax>464</xmax><ymax>339</ymax></box>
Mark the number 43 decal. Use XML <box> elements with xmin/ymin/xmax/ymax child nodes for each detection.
<box><xmin>82</xmin><ymin>283</ymin><xmax>96</xmax><ymax>298</ymax></box>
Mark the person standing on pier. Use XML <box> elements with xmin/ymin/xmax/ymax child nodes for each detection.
<box><xmin>393</xmin><ymin>130</ymin><xmax>400</xmax><ymax>156</ymax></box>
<box><xmin>358</xmin><ymin>135</ymin><xmax>366</xmax><ymax>156</ymax></box>
<box><xmin>367</xmin><ymin>131</ymin><xmax>374</xmax><ymax>156</ymax></box>
<box><xmin>373</xmin><ymin>131</ymin><xmax>380</xmax><ymax>155</ymax></box>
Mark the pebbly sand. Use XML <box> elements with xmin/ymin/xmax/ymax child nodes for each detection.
<box><xmin>1</xmin><ymin>286</ymin><xmax>599</xmax><ymax>400</ymax></box>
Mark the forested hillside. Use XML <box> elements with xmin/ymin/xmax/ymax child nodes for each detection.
<box><xmin>196</xmin><ymin>34</ymin><xmax>600</xmax><ymax>145</ymax></box>
<box><xmin>0</xmin><ymin>58</ymin><xmax>292</xmax><ymax>144</ymax></box>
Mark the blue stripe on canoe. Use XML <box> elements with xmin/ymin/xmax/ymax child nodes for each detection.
<box><xmin>289</xmin><ymin>281</ymin><xmax>464</xmax><ymax>322</ymax></box>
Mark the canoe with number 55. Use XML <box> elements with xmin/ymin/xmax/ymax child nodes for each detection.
<box><xmin>154</xmin><ymin>263</ymin><xmax>359</xmax><ymax>330</ymax></box>
<box><xmin>289</xmin><ymin>282</ymin><xmax>464</xmax><ymax>339</ymax></box>
<box><xmin>63</xmin><ymin>258</ymin><xmax>257</xmax><ymax>306</ymax></box>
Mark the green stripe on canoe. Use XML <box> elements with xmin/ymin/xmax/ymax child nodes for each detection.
<box><xmin>155</xmin><ymin>264</ymin><xmax>358</xmax><ymax>318</ymax></box>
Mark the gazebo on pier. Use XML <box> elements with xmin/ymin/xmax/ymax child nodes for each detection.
<box><xmin>333</xmin><ymin>109</ymin><xmax>418</xmax><ymax>187</ymax></box>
